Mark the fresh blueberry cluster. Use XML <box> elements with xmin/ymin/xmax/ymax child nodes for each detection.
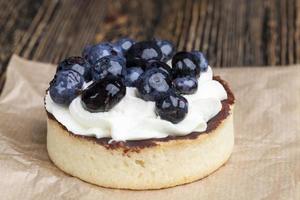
<box><xmin>49</xmin><ymin>37</ymin><xmax>208</xmax><ymax>124</ymax></box>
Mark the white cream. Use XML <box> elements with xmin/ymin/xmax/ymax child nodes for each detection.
<box><xmin>45</xmin><ymin>66</ymin><xmax>228</xmax><ymax>141</ymax></box>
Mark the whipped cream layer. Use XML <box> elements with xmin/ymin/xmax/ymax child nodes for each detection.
<box><xmin>45</xmin><ymin>66</ymin><xmax>228</xmax><ymax>141</ymax></box>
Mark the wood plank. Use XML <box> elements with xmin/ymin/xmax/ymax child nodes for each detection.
<box><xmin>0</xmin><ymin>0</ymin><xmax>43</xmax><ymax>73</ymax></box>
<box><xmin>262</xmin><ymin>0</ymin><xmax>277</xmax><ymax>66</ymax></box>
<box><xmin>29</xmin><ymin>0</ymin><xmax>107</xmax><ymax>63</ymax></box>
<box><xmin>186</xmin><ymin>0</ymin><xmax>201</xmax><ymax>51</ymax></box>
<box><xmin>200</xmin><ymin>0</ymin><xmax>214</xmax><ymax>60</ymax></box>
<box><xmin>153</xmin><ymin>0</ymin><xmax>183</xmax><ymax>43</ymax></box>
<box><xmin>177</xmin><ymin>0</ymin><xmax>193</xmax><ymax>51</ymax></box>
<box><xmin>207</xmin><ymin>0</ymin><xmax>221</xmax><ymax>67</ymax></box>
<box><xmin>194</xmin><ymin>0</ymin><xmax>208</xmax><ymax>52</ymax></box>
<box><xmin>287</xmin><ymin>0</ymin><xmax>295</xmax><ymax>64</ymax></box>
<box><xmin>280</xmin><ymin>0</ymin><xmax>287</xmax><ymax>65</ymax></box>
<box><xmin>232</xmin><ymin>0</ymin><xmax>246</xmax><ymax>66</ymax></box>
<box><xmin>295</xmin><ymin>0</ymin><xmax>300</xmax><ymax>63</ymax></box>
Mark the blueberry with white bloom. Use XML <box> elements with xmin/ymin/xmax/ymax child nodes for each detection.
<box><xmin>82</xmin><ymin>45</ymin><xmax>92</xmax><ymax>61</ymax></box>
<box><xmin>191</xmin><ymin>51</ymin><xmax>208</xmax><ymax>72</ymax></box>
<box><xmin>56</xmin><ymin>56</ymin><xmax>92</xmax><ymax>81</ymax></box>
<box><xmin>91</xmin><ymin>55</ymin><xmax>126</xmax><ymax>81</ymax></box>
<box><xmin>82</xmin><ymin>42</ymin><xmax>115</xmax><ymax>65</ymax></box>
<box><xmin>114</xmin><ymin>37</ymin><xmax>136</xmax><ymax>53</ymax></box>
<box><xmin>124</xmin><ymin>67</ymin><xmax>144</xmax><ymax>87</ymax></box>
<box><xmin>49</xmin><ymin>70</ymin><xmax>84</xmax><ymax>105</ymax></box>
<box><xmin>147</xmin><ymin>60</ymin><xmax>173</xmax><ymax>79</ymax></box>
<box><xmin>155</xmin><ymin>92</ymin><xmax>188</xmax><ymax>124</ymax></box>
<box><xmin>126</xmin><ymin>41</ymin><xmax>162</xmax><ymax>63</ymax></box>
<box><xmin>155</xmin><ymin>39</ymin><xmax>176</xmax><ymax>62</ymax></box>
<box><xmin>172</xmin><ymin>51</ymin><xmax>200</xmax><ymax>78</ymax></box>
<box><xmin>173</xmin><ymin>76</ymin><xmax>198</xmax><ymax>95</ymax></box>
<box><xmin>136</xmin><ymin>68</ymin><xmax>171</xmax><ymax>101</ymax></box>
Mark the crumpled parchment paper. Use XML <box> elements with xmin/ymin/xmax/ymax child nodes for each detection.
<box><xmin>0</xmin><ymin>55</ymin><xmax>299</xmax><ymax>200</ymax></box>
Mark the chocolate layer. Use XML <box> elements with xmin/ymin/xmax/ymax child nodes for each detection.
<box><xmin>46</xmin><ymin>76</ymin><xmax>235</xmax><ymax>151</ymax></box>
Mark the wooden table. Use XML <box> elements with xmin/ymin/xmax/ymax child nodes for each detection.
<box><xmin>0</xmin><ymin>0</ymin><xmax>299</xmax><ymax>80</ymax></box>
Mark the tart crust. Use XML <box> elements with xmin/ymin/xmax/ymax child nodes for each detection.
<box><xmin>46</xmin><ymin>77</ymin><xmax>235</xmax><ymax>190</ymax></box>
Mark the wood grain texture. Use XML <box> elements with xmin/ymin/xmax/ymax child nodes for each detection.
<box><xmin>0</xmin><ymin>0</ymin><xmax>300</xmax><ymax>74</ymax></box>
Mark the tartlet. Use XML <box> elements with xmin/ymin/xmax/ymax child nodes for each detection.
<box><xmin>46</xmin><ymin>76</ymin><xmax>234</xmax><ymax>190</ymax></box>
<box><xmin>45</xmin><ymin>38</ymin><xmax>235</xmax><ymax>190</ymax></box>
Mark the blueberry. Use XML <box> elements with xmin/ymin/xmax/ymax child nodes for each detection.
<box><xmin>155</xmin><ymin>39</ymin><xmax>176</xmax><ymax>62</ymax></box>
<box><xmin>147</xmin><ymin>60</ymin><xmax>173</xmax><ymax>79</ymax></box>
<box><xmin>124</xmin><ymin>67</ymin><xmax>144</xmax><ymax>87</ymax></box>
<box><xmin>82</xmin><ymin>45</ymin><xmax>92</xmax><ymax>60</ymax></box>
<box><xmin>49</xmin><ymin>70</ymin><xmax>84</xmax><ymax>105</ymax></box>
<box><xmin>111</xmin><ymin>44</ymin><xmax>124</xmax><ymax>57</ymax></box>
<box><xmin>91</xmin><ymin>55</ymin><xmax>126</xmax><ymax>81</ymax></box>
<box><xmin>173</xmin><ymin>76</ymin><xmax>198</xmax><ymax>95</ymax></box>
<box><xmin>172</xmin><ymin>51</ymin><xmax>200</xmax><ymax>78</ymax></box>
<box><xmin>114</xmin><ymin>37</ymin><xmax>135</xmax><ymax>53</ymax></box>
<box><xmin>82</xmin><ymin>42</ymin><xmax>115</xmax><ymax>65</ymax></box>
<box><xmin>56</xmin><ymin>56</ymin><xmax>92</xmax><ymax>81</ymax></box>
<box><xmin>191</xmin><ymin>51</ymin><xmax>208</xmax><ymax>72</ymax></box>
<box><xmin>126</xmin><ymin>41</ymin><xmax>162</xmax><ymax>63</ymax></box>
<box><xmin>81</xmin><ymin>76</ymin><xmax>126</xmax><ymax>112</ymax></box>
<box><xmin>155</xmin><ymin>93</ymin><xmax>188</xmax><ymax>124</ymax></box>
<box><xmin>98</xmin><ymin>42</ymin><xmax>123</xmax><ymax>57</ymax></box>
<box><xmin>136</xmin><ymin>68</ymin><xmax>171</xmax><ymax>101</ymax></box>
<box><xmin>126</xmin><ymin>58</ymin><xmax>148</xmax><ymax>69</ymax></box>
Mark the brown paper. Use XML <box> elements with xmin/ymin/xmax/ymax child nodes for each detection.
<box><xmin>0</xmin><ymin>55</ymin><xmax>300</xmax><ymax>200</ymax></box>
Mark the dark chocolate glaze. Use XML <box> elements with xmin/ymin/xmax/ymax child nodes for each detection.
<box><xmin>46</xmin><ymin>76</ymin><xmax>235</xmax><ymax>152</ymax></box>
